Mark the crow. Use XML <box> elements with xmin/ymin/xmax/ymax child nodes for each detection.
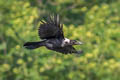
<box><xmin>24</xmin><ymin>14</ymin><xmax>83</xmax><ymax>54</ymax></box>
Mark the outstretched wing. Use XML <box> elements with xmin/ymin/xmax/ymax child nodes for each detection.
<box><xmin>53</xmin><ymin>46</ymin><xmax>78</xmax><ymax>54</ymax></box>
<box><xmin>38</xmin><ymin>14</ymin><xmax>64</xmax><ymax>39</ymax></box>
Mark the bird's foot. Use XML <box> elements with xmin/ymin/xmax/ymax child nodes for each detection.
<box><xmin>74</xmin><ymin>50</ymin><xmax>83</xmax><ymax>57</ymax></box>
<box><xmin>76</xmin><ymin>50</ymin><xmax>83</xmax><ymax>54</ymax></box>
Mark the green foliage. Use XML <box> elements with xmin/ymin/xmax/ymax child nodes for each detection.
<box><xmin>0</xmin><ymin>0</ymin><xmax>120</xmax><ymax>80</ymax></box>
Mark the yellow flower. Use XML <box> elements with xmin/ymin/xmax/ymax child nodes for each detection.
<box><xmin>52</xmin><ymin>58</ymin><xmax>56</xmax><ymax>63</ymax></box>
<box><xmin>114</xmin><ymin>16</ymin><xmax>119</xmax><ymax>21</ymax></box>
<box><xmin>78</xmin><ymin>26</ymin><xmax>83</xmax><ymax>31</ymax></box>
<box><xmin>69</xmin><ymin>25</ymin><xmax>74</xmax><ymax>30</ymax></box>
<box><xmin>86</xmin><ymin>32</ymin><xmax>92</xmax><ymax>37</ymax></box>
<box><xmin>3</xmin><ymin>64</ymin><xmax>10</xmax><ymax>70</ymax></box>
<box><xmin>93</xmin><ymin>5</ymin><xmax>99</xmax><ymax>11</ymax></box>
<box><xmin>103</xmin><ymin>62</ymin><xmax>108</xmax><ymax>67</ymax></box>
<box><xmin>89</xmin><ymin>62</ymin><xmax>96</xmax><ymax>68</ymax></box>
<box><xmin>81</xmin><ymin>7</ymin><xmax>87</xmax><ymax>12</ymax></box>
<box><xmin>102</xmin><ymin>4</ymin><xmax>109</xmax><ymax>10</ymax></box>
<box><xmin>13</xmin><ymin>68</ymin><xmax>19</xmax><ymax>74</ymax></box>
<box><xmin>114</xmin><ymin>62</ymin><xmax>120</xmax><ymax>68</ymax></box>
<box><xmin>28</xmin><ymin>16</ymin><xmax>34</xmax><ymax>24</ymax></box>
<box><xmin>57</xmin><ymin>59</ymin><xmax>62</xmax><ymax>64</ymax></box>
<box><xmin>16</xmin><ymin>45</ymin><xmax>20</xmax><ymax>49</ymax></box>
<box><xmin>11</xmin><ymin>5</ymin><xmax>16</xmax><ymax>10</ymax></box>
<box><xmin>96</xmin><ymin>37</ymin><xmax>100</xmax><ymax>43</ymax></box>
<box><xmin>68</xmin><ymin>72</ymin><xmax>73</xmax><ymax>79</ymax></box>
<box><xmin>109</xmin><ymin>65</ymin><xmax>115</xmax><ymax>69</ymax></box>
<box><xmin>44</xmin><ymin>64</ymin><xmax>51</xmax><ymax>70</ymax></box>
<box><xmin>79</xmin><ymin>57</ymin><xmax>84</xmax><ymax>62</ymax></box>
<box><xmin>40</xmin><ymin>67</ymin><xmax>45</xmax><ymax>72</ymax></box>
<box><xmin>93</xmin><ymin>48</ymin><xmax>99</xmax><ymax>54</ymax></box>
<box><xmin>109</xmin><ymin>59</ymin><xmax>115</xmax><ymax>64</ymax></box>
<box><xmin>14</xmin><ymin>18</ymin><xmax>21</xmax><ymax>24</ymax></box>
<box><xmin>64</xmin><ymin>55</ymin><xmax>68</xmax><ymax>59</ymax></box>
<box><xmin>89</xmin><ymin>15</ymin><xmax>94</xmax><ymax>19</ymax></box>
<box><xmin>27</xmin><ymin>57</ymin><xmax>32</xmax><ymax>62</ymax></box>
<box><xmin>80</xmin><ymin>73</ymin><xmax>85</xmax><ymax>79</ymax></box>
<box><xmin>26</xmin><ymin>30</ymin><xmax>30</xmax><ymax>34</ymax></box>
<box><xmin>73</xmin><ymin>32</ymin><xmax>79</xmax><ymax>38</ymax></box>
<box><xmin>73</xmin><ymin>58</ymin><xmax>79</xmax><ymax>63</ymax></box>
<box><xmin>85</xmin><ymin>53</ymin><xmax>93</xmax><ymax>58</ymax></box>
<box><xmin>17</xmin><ymin>59</ymin><xmax>24</xmax><ymax>65</ymax></box>
<box><xmin>24</xmin><ymin>2</ymin><xmax>30</xmax><ymax>8</ymax></box>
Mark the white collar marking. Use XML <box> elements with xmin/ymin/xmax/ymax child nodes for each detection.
<box><xmin>61</xmin><ymin>38</ymin><xmax>70</xmax><ymax>47</ymax></box>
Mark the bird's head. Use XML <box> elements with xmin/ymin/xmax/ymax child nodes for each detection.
<box><xmin>62</xmin><ymin>38</ymin><xmax>83</xmax><ymax>47</ymax></box>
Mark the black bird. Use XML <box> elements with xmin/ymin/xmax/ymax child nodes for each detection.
<box><xmin>24</xmin><ymin>14</ymin><xmax>83</xmax><ymax>54</ymax></box>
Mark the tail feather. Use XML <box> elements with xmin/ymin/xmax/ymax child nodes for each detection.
<box><xmin>23</xmin><ymin>41</ymin><xmax>44</xmax><ymax>49</ymax></box>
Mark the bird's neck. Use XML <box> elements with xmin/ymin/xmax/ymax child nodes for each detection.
<box><xmin>61</xmin><ymin>38</ymin><xmax>70</xmax><ymax>47</ymax></box>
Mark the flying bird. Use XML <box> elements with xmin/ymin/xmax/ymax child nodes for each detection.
<box><xmin>24</xmin><ymin>14</ymin><xmax>83</xmax><ymax>54</ymax></box>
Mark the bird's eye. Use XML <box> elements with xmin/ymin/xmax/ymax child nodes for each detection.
<box><xmin>65</xmin><ymin>42</ymin><xmax>68</xmax><ymax>44</ymax></box>
<box><xmin>73</xmin><ymin>41</ymin><xmax>76</xmax><ymax>43</ymax></box>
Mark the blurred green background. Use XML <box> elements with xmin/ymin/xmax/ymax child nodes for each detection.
<box><xmin>0</xmin><ymin>0</ymin><xmax>120</xmax><ymax>80</ymax></box>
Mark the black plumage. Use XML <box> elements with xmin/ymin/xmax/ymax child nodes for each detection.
<box><xmin>24</xmin><ymin>14</ymin><xmax>83</xmax><ymax>54</ymax></box>
<box><xmin>38</xmin><ymin>15</ymin><xmax>64</xmax><ymax>39</ymax></box>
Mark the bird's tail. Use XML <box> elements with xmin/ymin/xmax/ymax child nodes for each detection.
<box><xmin>23</xmin><ymin>41</ymin><xmax>45</xmax><ymax>49</ymax></box>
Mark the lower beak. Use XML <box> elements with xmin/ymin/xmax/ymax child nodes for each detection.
<box><xmin>77</xmin><ymin>41</ymin><xmax>83</xmax><ymax>45</ymax></box>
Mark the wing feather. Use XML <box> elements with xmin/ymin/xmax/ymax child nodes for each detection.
<box><xmin>53</xmin><ymin>46</ymin><xmax>77</xmax><ymax>54</ymax></box>
<box><xmin>38</xmin><ymin>14</ymin><xmax>64</xmax><ymax>39</ymax></box>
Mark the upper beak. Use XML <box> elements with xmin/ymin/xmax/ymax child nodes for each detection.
<box><xmin>76</xmin><ymin>41</ymin><xmax>83</xmax><ymax>45</ymax></box>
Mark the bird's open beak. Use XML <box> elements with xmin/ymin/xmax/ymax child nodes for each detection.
<box><xmin>76</xmin><ymin>41</ymin><xmax>83</xmax><ymax>45</ymax></box>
